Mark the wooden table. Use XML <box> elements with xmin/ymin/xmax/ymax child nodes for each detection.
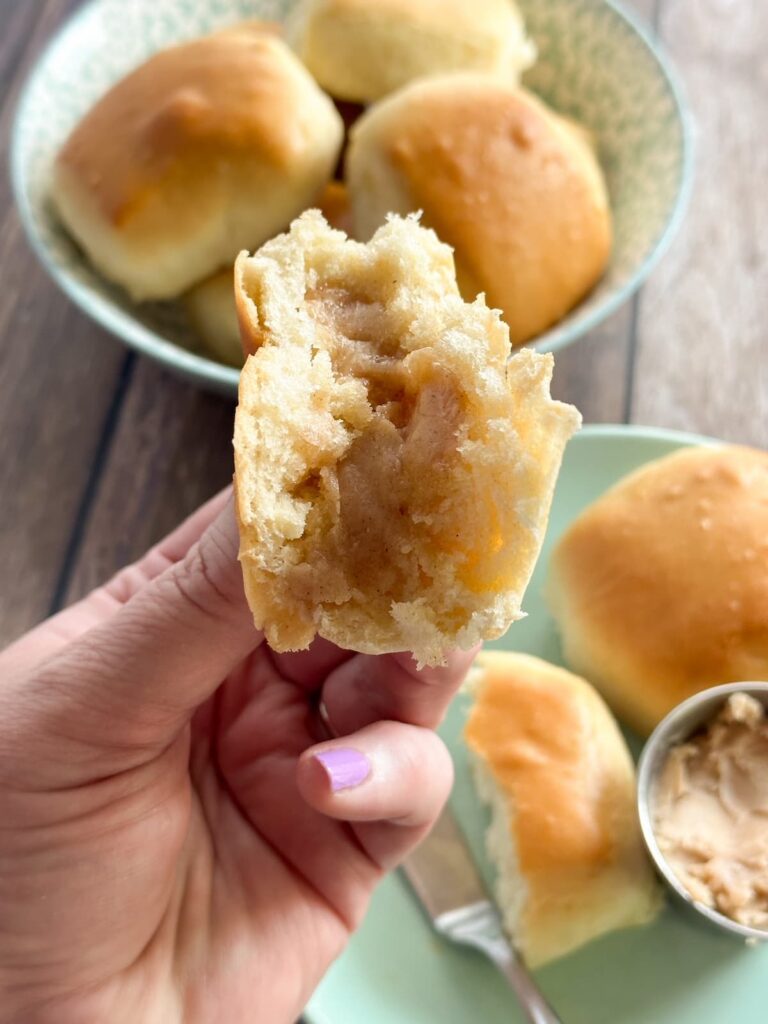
<box><xmin>0</xmin><ymin>0</ymin><xmax>766</xmax><ymax>650</ymax></box>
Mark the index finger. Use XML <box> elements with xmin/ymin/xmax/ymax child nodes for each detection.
<box><xmin>319</xmin><ymin>645</ymin><xmax>480</xmax><ymax>738</ymax></box>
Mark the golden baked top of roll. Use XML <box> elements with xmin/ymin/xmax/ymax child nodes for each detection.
<box><xmin>548</xmin><ymin>445</ymin><xmax>768</xmax><ymax>735</ymax></box>
<box><xmin>58</xmin><ymin>27</ymin><xmax>299</xmax><ymax>224</ymax></box>
<box><xmin>287</xmin><ymin>0</ymin><xmax>535</xmax><ymax>103</ymax></box>
<box><xmin>347</xmin><ymin>76</ymin><xmax>612</xmax><ymax>345</ymax></box>
<box><xmin>52</xmin><ymin>25</ymin><xmax>343</xmax><ymax>301</ymax></box>
<box><xmin>465</xmin><ymin>651</ymin><xmax>660</xmax><ymax>966</ymax></box>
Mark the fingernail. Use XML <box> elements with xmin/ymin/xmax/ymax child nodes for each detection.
<box><xmin>314</xmin><ymin>748</ymin><xmax>371</xmax><ymax>792</ymax></box>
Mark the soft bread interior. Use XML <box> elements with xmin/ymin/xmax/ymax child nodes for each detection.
<box><xmin>234</xmin><ymin>212</ymin><xmax>580</xmax><ymax>665</ymax></box>
<box><xmin>469</xmin><ymin>739</ymin><xmax>528</xmax><ymax>943</ymax></box>
<box><xmin>183</xmin><ymin>184</ymin><xmax>354</xmax><ymax>368</ymax></box>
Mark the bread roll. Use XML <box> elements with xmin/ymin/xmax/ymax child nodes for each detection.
<box><xmin>465</xmin><ymin>651</ymin><xmax>661</xmax><ymax>967</ymax></box>
<box><xmin>346</xmin><ymin>76</ymin><xmax>612</xmax><ymax>345</ymax></box>
<box><xmin>286</xmin><ymin>0</ymin><xmax>535</xmax><ymax>104</ymax></box>
<box><xmin>52</xmin><ymin>25</ymin><xmax>343</xmax><ymax>301</ymax></box>
<box><xmin>233</xmin><ymin>211</ymin><xmax>580</xmax><ymax>665</ymax></box>
<box><xmin>183</xmin><ymin>267</ymin><xmax>242</xmax><ymax>367</ymax></box>
<box><xmin>184</xmin><ymin>183</ymin><xmax>353</xmax><ymax>367</ymax></box>
<box><xmin>548</xmin><ymin>446</ymin><xmax>768</xmax><ymax>736</ymax></box>
<box><xmin>316</xmin><ymin>180</ymin><xmax>355</xmax><ymax>237</ymax></box>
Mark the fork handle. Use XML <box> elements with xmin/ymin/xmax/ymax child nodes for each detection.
<box><xmin>485</xmin><ymin>941</ymin><xmax>563</xmax><ymax>1024</ymax></box>
<box><xmin>439</xmin><ymin>903</ymin><xmax>563</xmax><ymax>1024</ymax></box>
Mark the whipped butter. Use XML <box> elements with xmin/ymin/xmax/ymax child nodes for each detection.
<box><xmin>653</xmin><ymin>693</ymin><xmax>768</xmax><ymax>930</ymax></box>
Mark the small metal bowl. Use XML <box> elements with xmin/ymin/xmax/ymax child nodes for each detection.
<box><xmin>637</xmin><ymin>681</ymin><xmax>768</xmax><ymax>943</ymax></box>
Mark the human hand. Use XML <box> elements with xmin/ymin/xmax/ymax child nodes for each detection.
<box><xmin>0</xmin><ymin>491</ymin><xmax>475</xmax><ymax>1024</ymax></box>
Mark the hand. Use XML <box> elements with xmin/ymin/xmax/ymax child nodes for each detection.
<box><xmin>0</xmin><ymin>491</ymin><xmax>474</xmax><ymax>1024</ymax></box>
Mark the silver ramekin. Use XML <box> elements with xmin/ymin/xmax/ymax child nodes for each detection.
<box><xmin>637</xmin><ymin>681</ymin><xmax>768</xmax><ymax>942</ymax></box>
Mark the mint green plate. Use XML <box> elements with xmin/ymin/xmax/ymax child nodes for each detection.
<box><xmin>306</xmin><ymin>425</ymin><xmax>768</xmax><ymax>1024</ymax></box>
<box><xmin>11</xmin><ymin>0</ymin><xmax>691</xmax><ymax>395</ymax></box>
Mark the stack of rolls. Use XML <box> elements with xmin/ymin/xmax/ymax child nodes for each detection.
<box><xmin>50</xmin><ymin>0</ymin><xmax>612</xmax><ymax>364</ymax></box>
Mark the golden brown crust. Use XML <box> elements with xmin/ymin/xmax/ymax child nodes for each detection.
<box><xmin>317</xmin><ymin>181</ymin><xmax>354</xmax><ymax>237</ymax></box>
<box><xmin>183</xmin><ymin>267</ymin><xmax>242</xmax><ymax>367</ymax></box>
<box><xmin>347</xmin><ymin>77</ymin><xmax>612</xmax><ymax>344</ymax></box>
<box><xmin>52</xmin><ymin>26</ymin><xmax>343</xmax><ymax>300</ymax></box>
<box><xmin>548</xmin><ymin>446</ymin><xmax>768</xmax><ymax>736</ymax></box>
<box><xmin>287</xmin><ymin>0</ymin><xmax>535</xmax><ymax>103</ymax></box>
<box><xmin>233</xmin><ymin>211</ymin><xmax>580</xmax><ymax>665</ymax></box>
<box><xmin>465</xmin><ymin>651</ymin><xmax>660</xmax><ymax>965</ymax></box>
<box><xmin>57</xmin><ymin>27</ymin><xmax>295</xmax><ymax>226</ymax></box>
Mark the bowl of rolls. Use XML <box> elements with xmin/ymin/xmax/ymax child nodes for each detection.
<box><xmin>12</xmin><ymin>0</ymin><xmax>691</xmax><ymax>395</ymax></box>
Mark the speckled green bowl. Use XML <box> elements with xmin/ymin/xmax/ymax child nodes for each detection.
<box><xmin>11</xmin><ymin>0</ymin><xmax>692</xmax><ymax>397</ymax></box>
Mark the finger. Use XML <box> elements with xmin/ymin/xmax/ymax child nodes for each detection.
<box><xmin>296</xmin><ymin>720</ymin><xmax>454</xmax><ymax>870</ymax></box>
<box><xmin>1</xmin><ymin>488</ymin><xmax>232</xmax><ymax>677</ymax></box>
<box><xmin>269</xmin><ymin>638</ymin><xmax>353</xmax><ymax>691</ymax></box>
<box><xmin>15</xmin><ymin>497</ymin><xmax>262</xmax><ymax>769</ymax></box>
<box><xmin>100</xmin><ymin>487</ymin><xmax>233</xmax><ymax>604</ymax></box>
<box><xmin>320</xmin><ymin>646</ymin><xmax>479</xmax><ymax>737</ymax></box>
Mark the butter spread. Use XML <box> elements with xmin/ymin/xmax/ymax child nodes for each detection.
<box><xmin>653</xmin><ymin>693</ymin><xmax>768</xmax><ymax>930</ymax></box>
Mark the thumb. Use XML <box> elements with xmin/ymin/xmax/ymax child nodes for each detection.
<box><xmin>8</xmin><ymin>497</ymin><xmax>263</xmax><ymax>777</ymax></box>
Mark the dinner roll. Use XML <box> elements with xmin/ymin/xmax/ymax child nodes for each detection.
<box><xmin>233</xmin><ymin>211</ymin><xmax>579</xmax><ymax>666</ymax></box>
<box><xmin>183</xmin><ymin>267</ymin><xmax>242</xmax><ymax>367</ymax></box>
<box><xmin>184</xmin><ymin>183</ymin><xmax>353</xmax><ymax>367</ymax></box>
<box><xmin>286</xmin><ymin>0</ymin><xmax>535</xmax><ymax>104</ymax></box>
<box><xmin>548</xmin><ymin>446</ymin><xmax>768</xmax><ymax>736</ymax></box>
<box><xmin>316</xmin><ymin>180</ymin><xmax>355</xmax><ymax>236</ymax></box>
<box><xmin>465</xmin><ymin>651</ymin><xmax>661</xmax><ymax>967</ymax></box>
<box><xmin>52</xmin><ymin>25</ymin><xmax>343</xmax><ymax>301</ymax></box>
<box><xmin>346</xmin><ymin>76</ymin><xmax>612</xmax><ymax>345</ymax></box>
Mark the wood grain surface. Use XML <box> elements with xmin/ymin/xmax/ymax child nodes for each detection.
<box><xmin>62</xmin><ymin>359</ymin><xmax>235</xmax><ymax>602</ymax></box>
<box><xmin>0</xmin><ymin>0</ymin><xmax>765</xmax><ymax>652</ymax></box>
<box><xmin>632</xmin><ymin>0</ymin><xmax>768</xmax><ymax>446</ymax></box>
<box><xmin>0</xmin><ymin>0</ymin><xmax>126</xmax><ymax>646</ymax></box>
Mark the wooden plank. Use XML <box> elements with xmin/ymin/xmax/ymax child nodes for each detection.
<box><xmin>550</xmin><ymin>306</ymin><xmax>633</xmax><ymax>424</ymax></box>
<box><xmin>0</xmin><ymin>220</ymin><xmax>128</xmax><ymax>646</ymax></box>
<box><xmin>631</xmin><ymin>0</ymin><xmax>768</xmax><ymax>446</ymax></box>
<box><xmin>63</xmin><ymin>359</ymin><xmax>235</xmax><ymax>603</ymax></box>
<box><xmin>0</xmin><ymin>1</ymin><xmax>43</xmax><ymax>100</ymax></box>
<box><xmin>0</xmin><ymin>0</ymin><xmax>127</xmax><ymax>646</ymax></box>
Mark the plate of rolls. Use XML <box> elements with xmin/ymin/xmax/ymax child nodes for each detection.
<box><xmin>305</xmin><ymin>424</ymin><xmax>768</xmax><ymax>1024</ymax></box>
<box><xmin>12</xmin><ymin>0</ymin><xmax>691</xmax><ymax>395</ymax></box>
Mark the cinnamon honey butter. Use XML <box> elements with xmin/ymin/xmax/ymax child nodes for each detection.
<box><xmin>652</xmin><ymin>693</ymin><xmax>768</xmax><ymax>929</ymax></box>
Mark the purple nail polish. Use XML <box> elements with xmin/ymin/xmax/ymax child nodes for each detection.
<box><xmin>314</xmin><ymin>748</ymin><xmax>371</xmax><ymax>792</ymax></box>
